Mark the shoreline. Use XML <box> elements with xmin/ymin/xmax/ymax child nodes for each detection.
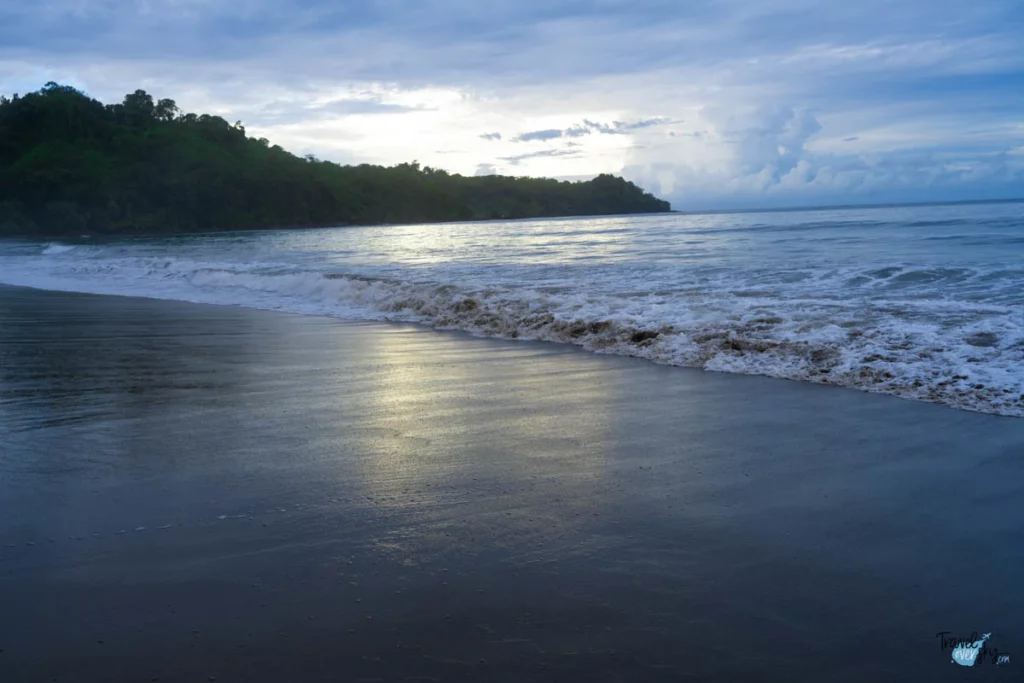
<box><xmin>1</xmin><ymin>280</ymin><xmax>1020</xmax><ymax>421</ymax></box>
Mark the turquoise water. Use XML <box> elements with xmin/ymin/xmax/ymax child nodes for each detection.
<box><xmin>2</xmin><ymin>200</ymin><xmax>1023</xmax><ymax>415</ymax></box>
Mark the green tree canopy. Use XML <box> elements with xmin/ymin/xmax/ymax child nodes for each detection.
<box><xmin>0</xmin><ymin>84</ymin><xmax>671</xmax><ymax>237</ymax></box>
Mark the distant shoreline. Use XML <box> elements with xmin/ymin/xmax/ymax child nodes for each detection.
<box><xmin>10</xmin><ymin>196</ymin><xmax>1021</xmax><ymax>241</ymax></box>
<box><xmin>4</xmin><ymin>197</ymin><xmax>1020</xmax><ymax>240</ymax></box>
<box><xmin>0</xmin><ymin>83</ymin><xmax>669</xmax><ymax>238</ymax></box>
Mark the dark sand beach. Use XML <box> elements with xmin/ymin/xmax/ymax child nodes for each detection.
<box><xmin>1</xmin><ymin>284</ymin><xmax>1023</xmax><ymax>682</ymax></box>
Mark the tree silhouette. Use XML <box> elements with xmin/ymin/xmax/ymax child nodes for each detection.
<box><xmin>0</xmin><ymin>83</ymin><xmax>671</xmax><ymax>237</ymax></box>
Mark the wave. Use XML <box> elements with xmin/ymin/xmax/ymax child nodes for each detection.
<box><xmin>3</xmin><ymin>251</ymin><xmax>1023</xmax><ymax>418</ymax></box>
<box><xmin>41</xmin><ymin>243</ymin><xmax>79</xmax><ymax>255</ymax></box>
<box><xmin>187</xmin><ymin>266</ymin><xmax>1024</xmax><ymax>418</ymax></box>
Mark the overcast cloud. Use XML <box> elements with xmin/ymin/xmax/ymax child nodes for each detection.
<box><xmin>2</xmin><ymin>0</ymin><xmax>1021</xmax><ymax>208</ymax></box>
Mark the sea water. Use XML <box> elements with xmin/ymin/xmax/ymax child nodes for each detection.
<box><xmin>2</xmin><ymin>201</ymin><xmax>1022</xmax><ymax>416</ymax></box>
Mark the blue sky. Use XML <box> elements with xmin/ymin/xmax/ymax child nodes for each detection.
<box><xmin>1</xmin><ymin>0</ymin><xmax>1022</xmax><ymax>209</ymax></box>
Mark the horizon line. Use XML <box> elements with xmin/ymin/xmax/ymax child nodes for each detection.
<box><xmin>671</xmin><ymin>196</ymin><xmax>1024</xmax><ymax>216</ymax></box>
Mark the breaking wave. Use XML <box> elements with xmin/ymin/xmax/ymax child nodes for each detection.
<box><xmin>2</xmin><ymin>250</ymin><xmax>1020</xmax><ymax>417</ymax></box>
<box><xmin>3</xmin><ymin>204</ymin><xmax>1024</xmax><ymax>417</ymax></box>
<box><xmin>188</xmin><ymin>268</ymin><xmax>1024</xmax><ymax>417</ymax></box>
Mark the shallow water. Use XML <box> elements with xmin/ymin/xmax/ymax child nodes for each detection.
<box><xmin>2</xmin><ymin>201</ymin><xmax>1022</xmax><ymax>415</ymax></box>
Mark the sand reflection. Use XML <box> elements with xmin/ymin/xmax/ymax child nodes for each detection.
<box><xmin>345</xmin><ymin>324</ymin><xmax>616</xmax><ymax>564</ymax></box>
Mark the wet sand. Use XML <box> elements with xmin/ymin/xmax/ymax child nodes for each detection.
<box><xmin>1</xmin><ymin>284</ymin><xmax>1023</xmax><ymax>682</ymax></box>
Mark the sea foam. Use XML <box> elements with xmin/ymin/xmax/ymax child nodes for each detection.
<box><xmin>41</xmin><ymin>243</ymin><xmax>78</xmax><ymax>255</ymax></box>
<box><xmin>2</xmin><ymin>205</ymin><xmax>1023</xmax><ymax>417</ymax></box>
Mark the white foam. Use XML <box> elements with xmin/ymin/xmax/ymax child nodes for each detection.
<box><xmin>41</xmin><ymin>243</ymin><xmax>78</xmax><ymax>255</ymax></box>
<box><xmin>3</xmin><ymin>208</ymin><xmax>1024</xmax><ymax>417</ymax></box>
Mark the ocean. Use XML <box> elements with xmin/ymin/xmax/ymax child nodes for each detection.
<box><xmin>2</xmin><ymin>200</ymin><xmax>1022</xmax><ymax>416</ymax></box>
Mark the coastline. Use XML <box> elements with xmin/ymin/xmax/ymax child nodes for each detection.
<box><xmin>3</xmin><ymin>197</ymin><xmax>1021</xmax><ymax>240</ymax></box>
<box><xmin>6</xmin><ymin>193</ymin><xmax>1024</xmax><ymax>239</ymax></box>
<box><xmin>2</xmin><ymin>285</ymin><xmax>1024</xmax><ymax>682</ymax></box>
<box><xmin>1</xmin><ymin>265</ymin><xmax>1019</xmax><ymax>419</ymax></box>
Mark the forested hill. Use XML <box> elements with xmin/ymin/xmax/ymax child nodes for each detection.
<box><xmin>0</xmin><ymin>83</ymin><xmax>671</xmax><ymax>237</ymax></box>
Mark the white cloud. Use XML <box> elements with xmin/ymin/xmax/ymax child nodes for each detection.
<box><xmin>622</xmin><ymin>104</ymin><xmax>1024</xmax><ymax>209</ymax></box>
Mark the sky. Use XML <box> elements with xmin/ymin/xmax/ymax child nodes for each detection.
<box><xmin>1</xmin><ymin>0</ymin><xmax>1022</xmax><ymax>210</ymax></box>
